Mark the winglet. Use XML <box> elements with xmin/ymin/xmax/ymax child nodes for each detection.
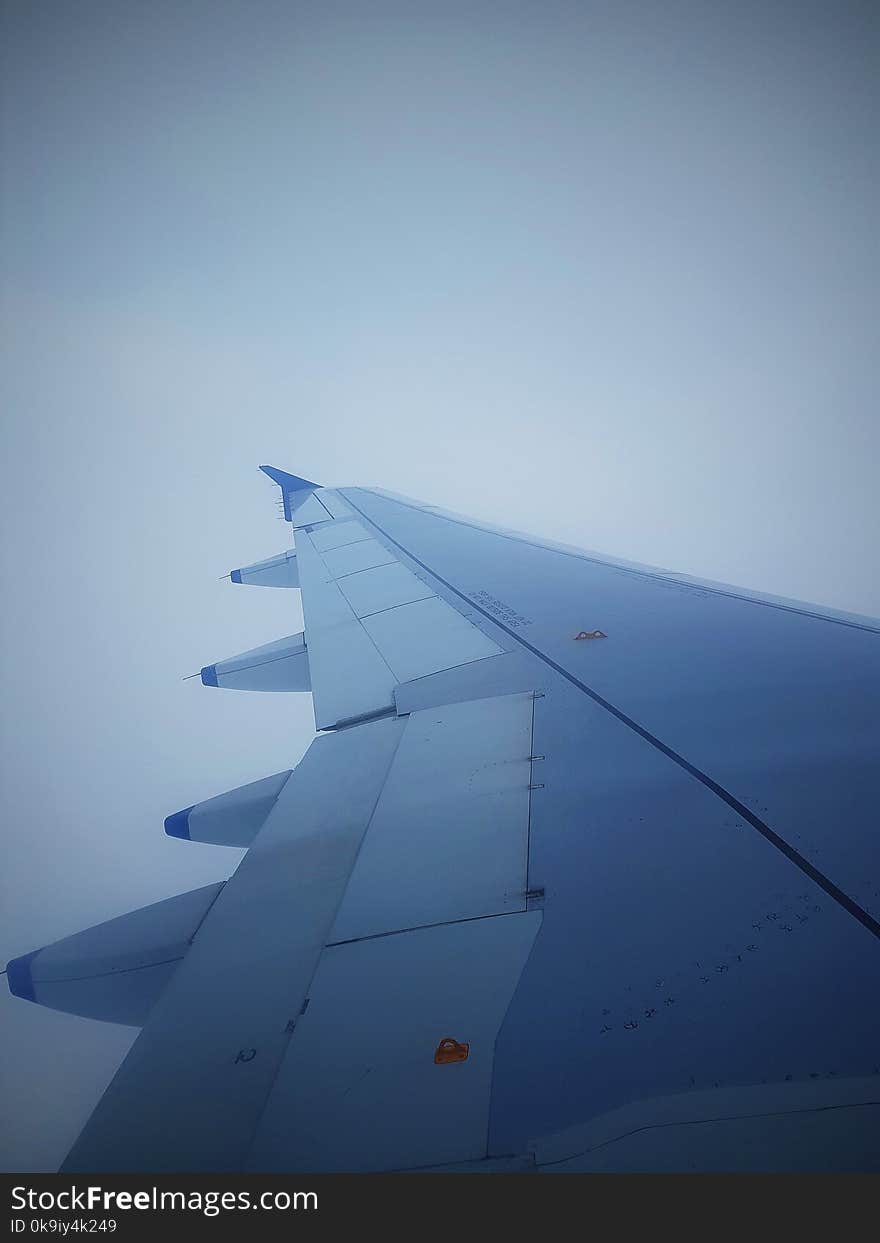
<box><xmin>259</xmin><ymin>466</ymin><xmax>319</xmax><ymax>491</ymax></box>
<box><xmin>259</xmin><ymin>466</ymin><xmax>320</xmax><ymax>522</ymax></box>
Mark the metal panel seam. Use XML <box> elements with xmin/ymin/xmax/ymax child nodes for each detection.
<box><xmin>326</xmin><ymin>907</ymin><xmax>531</xmax><ymax>948</ymax></box>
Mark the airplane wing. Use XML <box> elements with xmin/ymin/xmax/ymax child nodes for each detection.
<box><xmin>8</xmin><ymin>469</ymin><xmax>880</xmax><ymax>1172</ymax></box>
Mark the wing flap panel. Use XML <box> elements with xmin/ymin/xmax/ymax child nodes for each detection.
<box><xmin>361</xmin><ymin>596</ymin><xmax>503</xmax><ymax>682</ymax></box>
<box><xmin>246</xmin><ymin>912</ymin><xmax>542</xmax><ymax>1171</ymax></box>
<box><xmin>321</xmin><ymin>538</ymin><xmax>397</xmax><ymax>577</ymax></box>
<box><xmin>294</xmin><ymin>532</ymin><xmax>397</xmax><ymax>728</ymax></box>
<box><xmin>330</xmin><ymin>693</ymin><xmax>535</xmax><ymax>943</ymax></box>
<box><xmin>336</xmin><ymin>560</ymin><xmax>435</xmax><ymax>618</ymax></box>
<box><xmin>309</xmin><ymin>520</ymin><xmax>372</xmax><ymax>552</ymax></box>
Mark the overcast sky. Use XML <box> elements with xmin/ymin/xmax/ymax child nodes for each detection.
<box><xmin>2</xmin><ymin>0</ymin><xmax>878</xmax><ymax>1171</ymax></box>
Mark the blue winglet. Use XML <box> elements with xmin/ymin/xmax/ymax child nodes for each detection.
<box><xmin>200</xmin><ymin>665</ymin><xmax>219</xmax><ymax>687</ymax></box>
<box><xmin>259</xmin><ymin>465</ymin><xmax>320</xmax><ymax>492</ymax></box>
<box><xmin>230</xmin><ymin>569</ymin><xmax>242</xmax><ymax>584</ymax></box>
<box><xmin>164</xmin><ymin>806</ymin><xmax>194</xmax><ymax>840</ymax></box>
<box><xmin>259</xmin><ymin>466</ymin><xmax>320</xmax><ymax>522</ymax></box>
<box><xmin>6</xmin><ymin>950</ymin><xmax>39</xmax><ymax>1002</ymax></box>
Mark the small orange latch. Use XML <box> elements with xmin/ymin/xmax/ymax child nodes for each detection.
<box><xmin>434</xmin><ymin>1037</ymin><xmax>469</xmax><ymax>1064</ymax></box>
<box><xmin>575</xmin><ymin>630</ymin><xmax>606</xmax><ymax>640</ymax></box>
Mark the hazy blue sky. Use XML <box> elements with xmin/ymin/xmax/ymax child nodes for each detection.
<box><xmin>1</xmin><ymin>0</ymin><xmax>878</xmax><ymax>1170</ymax></box>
